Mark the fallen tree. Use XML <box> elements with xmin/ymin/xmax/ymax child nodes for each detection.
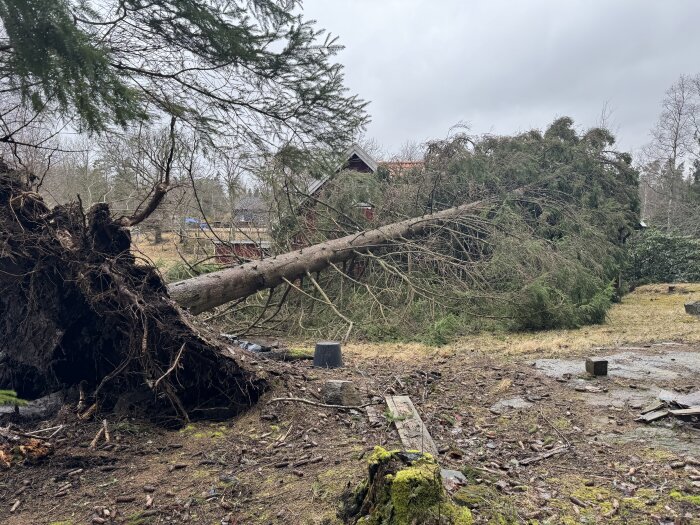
<box><xmin>0</xmin><ymin>163</ymin><xmax>504</xmax><ymax>422</ymax></box>
<box><xmin>0</xmin><ymin>120</ymin><xmax>641</xmax><ymax>421</ymax></box>
<box><xmin>168</xmin><ymin>193</ymin><xmax>506</xmax><ymax>314</ymax></box>
<box><xmin>0</xmin><ymin>164</ymin><xmax>507</xmax><ymax>421</ymax></box>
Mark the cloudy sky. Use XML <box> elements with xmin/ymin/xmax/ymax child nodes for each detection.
<box><xmin>303</xmin><ymin>0</ymin><xmax>700</xmax><ymax>159</ymax></box>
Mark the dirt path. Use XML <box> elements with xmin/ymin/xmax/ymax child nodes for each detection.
<box><xmin>1</xmin><ymin>286</ymin><xmax>699</xmax><ymax>524</ymax></box>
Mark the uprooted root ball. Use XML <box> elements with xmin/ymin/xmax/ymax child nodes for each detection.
<box><xmin>0</xmin><ymin>169</ymin><xmax>265</xmax><ymax>424</ymax></box>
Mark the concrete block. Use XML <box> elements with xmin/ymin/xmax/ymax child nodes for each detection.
<box><xmin>585</xmin><ymin>358</ymin><xmax>608</xmax><ymax>376</ymax></box>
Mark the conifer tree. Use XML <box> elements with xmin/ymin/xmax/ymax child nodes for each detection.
<box><xmin>0</xmin><ymin>0</ymin><xmax>367</xmax><ymax>151</ymax></box>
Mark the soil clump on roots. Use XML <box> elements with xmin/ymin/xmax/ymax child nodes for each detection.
<box><xmin>0</xmin><ymin>168</ymin><xmax>265</xmax><ymax>425</ymax></box>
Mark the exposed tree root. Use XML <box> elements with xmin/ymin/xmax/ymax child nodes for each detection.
<box><xmin>0</xmin><ymin>168</ymin><xmax>266</xmax><ymax>425</ymax></box>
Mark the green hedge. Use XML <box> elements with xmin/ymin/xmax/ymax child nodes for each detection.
<box><xmin>627</xmin><ymin>229</ymin><xmax>700</xmax><ymax>284</ymax></box>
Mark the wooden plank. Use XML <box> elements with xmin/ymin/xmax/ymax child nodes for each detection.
<box><xmin>640</xmin><ymin>401</ymin><xmax>665</xmax><ymax>415</ymax></box>
<box><xmin>385</xmin><ymin>395</ymin><xmax>438</xmax><ymax>456</ymax></box>
<box><xmin>669</xmin><ymin>407</ymin><xmax>700</xmax><ymax>416</ymax></box>
<box><xmin>636</xmin><ymin>409</ymin><xmax>669</xmax><ymax>423</ymax></box>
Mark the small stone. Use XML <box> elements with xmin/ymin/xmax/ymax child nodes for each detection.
<box><xmin>685</xmin><ymin>301</ymin><xmax>700</xmax><ymax>316</ymax></box>
<box><xmin>320</xmin><ymin>380</ymin><xmax>360</xmax><ymax>406</ymax></box>
<box><xmin>440</xmin><ymin>469</ymin><xmax>467</xmax><ymax>491</ymax></box>
<box><xmin>670</xmin><ymin>461</ymin><xmax>686</xmax><ymax>469</ymax></box>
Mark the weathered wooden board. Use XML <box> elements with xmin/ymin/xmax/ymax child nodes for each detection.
<box><xmin>636</xmin><ymin>409</ymin><xmax>669</xmax><ymax>423</ymax></box>
<box><xmin>385</xmin><ymin>395</ymin><xmax>438</xmax><ymax>456</ymax></box>
<box><xmin>640</xmin><ymin>401</ymin><xmax>665</xmax><ymax>415</ymax></box>
<box><xmin>670</xmin><ymin>407</ymin><xmax>700</xmax><ymax>416</ymax></box>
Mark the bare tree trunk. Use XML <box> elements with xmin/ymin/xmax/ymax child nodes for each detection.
<box><xmin>169</xmin><ymin>193</ymin><xmax>509</xmax><ymax>314</ymax></box>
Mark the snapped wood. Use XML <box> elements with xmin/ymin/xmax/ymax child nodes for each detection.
<box><xmin>384</xmin><ymin>395</ymin><xmax>438</xmax><ymax>456</ymax></box>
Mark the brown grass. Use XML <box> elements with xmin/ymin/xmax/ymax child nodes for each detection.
<box><xmin>131</xmin><ymin>231</ymin><xmax>185</xmax><ymax>267</ymax></box>
<box><xmin>344</xmin><ymin>283</ymin><xmax>700</xmax><ymax>359</ymax></box>
<box><xmin>131</xmin><ymin>227</ymin><xmax>271</xmax><ymax>269</ymax></box>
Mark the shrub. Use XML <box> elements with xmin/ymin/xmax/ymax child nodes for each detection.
<box><xmin>627</xmin><ymin>229</ymin><xmax>700</xmax><ymax>284</ymax></box>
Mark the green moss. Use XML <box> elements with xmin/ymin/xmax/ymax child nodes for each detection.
<box><xmin>439</xmin><ymin>413</ymin><xmax>457</xmax><ymax>426</ymax></box>
<box><xmin>670</xmin><ymin>490</ymin><xmax>700</xmax><ymax>506</ymax></box>
<box><xmin>389</xmin><ymin>458</ymin><xmax>443</xmax><ymax>523</ymax></box>
<box><xmin>287</xmin><ymin>347</ymin><xmax>314</xmax><ymax>359</ymax></box>
<box><xmin>570</xmin><ymin>483</ymin><xmax>613</xmax><ymax>504</ymax></box>
<box><xmin>453</xmin><ymin>484</ymin><xmax>518</xmax><ymax>523</ymax></box>
<box><xmin>642</xmin><ymin>448</ymin><xmax>675</xmax><ymax>461</ymax></box>
<box><xmin>553</xmin><ymin>417</ymin><xmax>572</xmax><ymax>430</ymax></box>
<box><xmin>354</xmin><ymin>449</ymin><xmax>472</xmax><ymax>524</ymax></box>
<box><xmin>453</xmin><ymin>485</ymin><xmax>492</xmax><ymax>507</ymax></box>
<box><xmin>126</xmin><ymin>513</ymin><xmax>153</xmax><ymax>525</ymax></box>
<box><xmin>368</xmin><ymin>446</ymin><xmax>396</xmax><ymax>465</ymax></box>
<box><xmin>49</xmin><ymin>522</ymin><xmax>73</xmax><ymax>525</ymax></box>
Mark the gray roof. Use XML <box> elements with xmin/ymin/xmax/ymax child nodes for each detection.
<box><xmin>234</xmin><ymin>195</ymin><xmax>267</xmax><ymax>211</ymax></box>
<box><xmin>307</xmin><ymin>143</ymin><xmax>379</xmax><ymax>196</ymax></box>
<box><xmin>233</xmin><ymin>195</ymin><xmax>270</xmax><ymax>226</ymax></box>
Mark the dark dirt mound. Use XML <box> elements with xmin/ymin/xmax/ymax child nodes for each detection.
<box><xmin>0</xmin><ymin>168</ymin><xmax>265</xmax><ymax>424</ymax></box>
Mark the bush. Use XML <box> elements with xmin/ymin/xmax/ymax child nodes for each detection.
<box><xmin>627</xmin><ymin>229</ymin><xmax>700</xmax><ymax>284</ymax></box>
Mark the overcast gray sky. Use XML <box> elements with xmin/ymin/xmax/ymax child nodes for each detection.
<box><xmin>303</xmin><ymin>0</ymin><xmax>700</xmax><ymax>159</ymax></box>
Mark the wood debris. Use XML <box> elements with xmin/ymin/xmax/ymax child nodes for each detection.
<box><xmin>384</xmin><ymin>395</ymin><xmax>438</xmax><ymax>456</ymax></box>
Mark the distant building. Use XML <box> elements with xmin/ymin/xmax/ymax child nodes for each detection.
<box><xmin>307</xmin><ymin>143</ymin><xmax>380</xmax><ymax>198</ymax></box>
<box><xmin>214</xmin><ymin>239</ymin><xmax>271</xmax><ymax>263</ymax></box>
<box><xmin>232</xmin><ymin>195</ymin><xmax>271</xmax><ymax>228</ymax></box>
<box><xmin>304</xmin><ymin>143</ymin><xmax>423</xmax><ymax>218</ymax></box>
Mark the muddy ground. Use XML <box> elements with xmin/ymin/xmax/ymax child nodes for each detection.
<box><xmin>1</xmin><ymin>335</ymin><xmax>699</xmax><ymax>525</ymax></box>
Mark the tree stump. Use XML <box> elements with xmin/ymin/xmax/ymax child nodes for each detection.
<box><xmin>341</xmin><ymin>447</ymin><xmax>473</xmax><ymax>524</ymax></box>
<box><xmin>685</xmin><ymin>301</ymin><xmax>700</xmax><ymax>316</ymax></box>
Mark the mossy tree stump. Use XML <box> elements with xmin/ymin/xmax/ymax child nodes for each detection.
<box><xmin>342</xmin><ymin>447</ymin><xmax>473</xmax><ymax>525</ymax></box>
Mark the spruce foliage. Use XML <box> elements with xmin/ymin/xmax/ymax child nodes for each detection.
<box><xmin>0</xmin><ymin>389</ymin><xmax>27</xmax><ymax>406</ymax></box>
<box><xmin>0</xmin><ymin>0</ymin><xmax>367</xmax><ymax>148</ymax></box>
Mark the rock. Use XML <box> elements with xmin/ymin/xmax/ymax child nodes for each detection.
<box><xmin>321</xmin><ymin>380</ymin><xmax>361</xmax><ymax>406</ymax></box>
<box><xmin>685</xmin><ymin>301</ymin><xmax>700</xmax><ymax>316</ymax></box>
<box><xmin>440</xmin><ymin>469</ymin><xmax>467</xmax><ymax>492</ymax></box>
<box><xmin>490</xmin><ymin>397</ymin><xmax>533</xmax><ymax>412</ymax></box>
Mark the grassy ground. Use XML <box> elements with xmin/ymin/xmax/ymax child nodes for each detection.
<box><xmin>3</xmin><ymin>285</ymin><xmax>699</xmax><ymax>524</ymax></box>
<box><xmin>343</xmin><ymin>283</ymin><xmax>700</xmax><ymax>360</ymax></box>
<box><xmin>131</xmin><ymin>228</ymin><xmax>270</xmax><ymax>271</ymax></box>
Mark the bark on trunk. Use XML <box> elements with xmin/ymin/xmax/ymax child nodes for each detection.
<box><xmin>169</xmin><ymin>195</ymin><xmax>500</xmax><ymax>314</ymax></box>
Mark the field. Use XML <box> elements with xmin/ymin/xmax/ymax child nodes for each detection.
<box><xmin>1</xmin><ymin>285</ymin><xmax>699</xmax><ymax>524</ymax></box>
<box><xmin>131</xmin><ymin>228</ymin><xmax>270</xmax><ymax>271</ymax></box>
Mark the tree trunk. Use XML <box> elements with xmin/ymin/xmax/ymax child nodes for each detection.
<box><xmin>169</xmin><ymin>194</ymin><xmax>503</xmax><ymax>314</ymax></box>
<box><xmin>153</xmin><ymin>223</ymin><xmax>163</xmax><ymax>244</ymax></box>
